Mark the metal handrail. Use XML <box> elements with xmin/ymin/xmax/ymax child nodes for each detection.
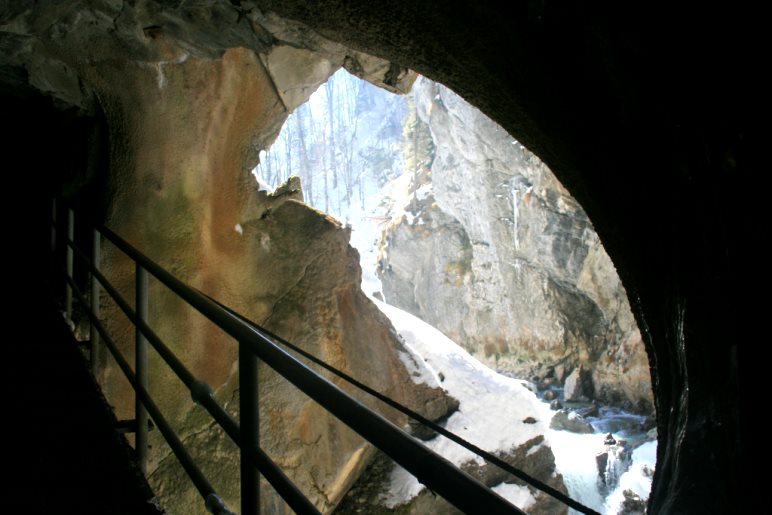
<box><xmin>53</xmin><ymin>200</ymin><xmax>595</xmax><ymax>514</ymax></box>
<box><xmin>64</xmin><ymin>227</ymin><xmax>319</xmax><ymax>515</ymax></box>
<box><xmin>64</xmin><ymin>273</ymin><xmax>234</xmax><ymax>515</ymax></box>
<box><xmin>94</xmin><ymin>216</ymin><xmax>524</xmax><ymax>514</ymax></box>
<box><xmin>215</xmin><ymin>298</ymin><xmax>599</xmax><ymax>515</ymax></box>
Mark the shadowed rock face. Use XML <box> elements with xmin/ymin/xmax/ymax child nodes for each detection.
<box><xmin>0</xmin><ymin>1</ymin><xmax>761</xmax><ymax>513</ymax></box>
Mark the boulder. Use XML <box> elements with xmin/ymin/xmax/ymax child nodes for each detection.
<box><xmin>563</xmin><ymin>367</ymin><xmax>594</xmax><ymax>402</ymax></box>
<box><xmin>619</xmin><ymin>489</ymin><xmax>647</xmax><ymax>515</ymax></box>
<box><xmin>337</xmin><ymin>436</ymin><xmax>568</xmax><ymax>514</ymax></box>
<box><xmin>549</xmin><ymin>410</ymin><xmax>594</xmax><ymax>434</ymax></box>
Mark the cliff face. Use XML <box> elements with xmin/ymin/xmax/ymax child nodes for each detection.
<box><xmin>87</xmin><ymin>46</ymin><xmax>446</xmax><ymax>514</ymax></box>
<box><xmin>379</xmin><ymin>78</ymin><xmax>652</xmax><ymax>413</ymax></box>
<box><xmin>1</xmin><ymin>3</ymin><xmax>451</xmax><ymax>513</ymax></box>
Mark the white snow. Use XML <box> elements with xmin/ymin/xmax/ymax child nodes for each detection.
<box><xmin>415</xmin><ymin>183</ymin><xmax>433</xmax><ymax>201</ymax></box>
<box><xmin>373</xmin><ymin>299</ymin><xmax>549</xmax><ymax>508</ymax></box>
<box><xmin>491</xmin><ymin>483</ymin><xmax>537</xmax><ymax>511</ymax></box>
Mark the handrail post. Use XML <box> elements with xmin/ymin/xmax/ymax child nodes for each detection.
<box><xmin>240</xmin><ymin>341</ymin><xmax>260</xmax><ymax>515</ymax></box>
<box><xmin>135</xmin><ymin>264</ymin><xmax>149</xmax><ymax>474</ymax></box>
<box><xmin>65</xmin><ymin>208</ymin><xmax>74</xmax><ymax>322</ymax></box>
<box><xmin>90</xmin><ymin>229</ymin><xmax>101</xmax><ymax>376</ymax></box>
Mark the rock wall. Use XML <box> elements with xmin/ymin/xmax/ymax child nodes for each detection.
<box><xmin>1</xmin><ymin>5</ymin><xmax>439</xmax><ymax>512</ymax></box>
<box><xmin>379</xmin><ymin>78</ymin><xmax>652</xmax><ymax>413</ymax></box>
<box><xmin>85</xmin><ymin>47</ymin><xmax>449</xmax><ymax>513</ymax></box>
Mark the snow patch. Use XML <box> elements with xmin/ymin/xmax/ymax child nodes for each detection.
<box><xmin>374</xmin><ymin>299</ymin><xmax>548</xmax><ymax>507</ymax></box>
<box><xmin>491</xmin><ymin>483</ymin><xmax>536</xmax><ymax>511</ymax></box>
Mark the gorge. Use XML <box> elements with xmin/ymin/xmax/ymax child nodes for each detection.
<box><xmin>254</xmin><ymin>68</ymin><xmax>656</xmax><ymax>513</ymax></box>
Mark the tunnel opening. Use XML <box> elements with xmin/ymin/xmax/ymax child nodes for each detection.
<box><xmin>255</xmin><ymin>68</ymin><xmax>657</xmax><ymax>514</ymax></box>
<box><xmin>3</xmin><ymin>2</ymin><xmax>757</xmax><ymax>513</ymax></box>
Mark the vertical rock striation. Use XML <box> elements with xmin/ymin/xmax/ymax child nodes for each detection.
<box><xmin>379</xmin><ymin>78</ymin><xmax>652</xmax><ymax>413</ymax></box>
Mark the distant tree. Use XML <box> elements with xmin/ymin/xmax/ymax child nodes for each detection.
<box><xmin>401</xmin><ymin>95</ymin><xmax>434</xmax><ymax>201</ymax></box>
<box><xmin>294</xmin><ymin>103</ymin><xmax>314</xmax><ymax>204</ymax></box>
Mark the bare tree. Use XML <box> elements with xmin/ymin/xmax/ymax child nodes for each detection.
<box><xmin>294</xmin><ymin>103</ymin><xmax>314</xmax><ymax>204</ymax></box>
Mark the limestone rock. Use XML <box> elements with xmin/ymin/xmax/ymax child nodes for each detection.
<box><xmin>563</xmin><ymin>367</ymin><xmax>593</xmax><ymax>402</ymax></box>
<box><xmin>0</xmin><ymin>1</ymin><xmax>415</xmax><ymax>115</ymax></box>
<box><xmin>75</xmin><ymin>38</ymin><xmax>447</xmax><ymax>514</ymax></box>
<box><xmin>549</xmin><ymin>410</ymin><xmax>594</xmax><ymax>434</ymax></box>
<box><xmin>596</xmin><ymin>437</ymin><xmax>633</xmax><ymax>493</ymax></box>
<box><xmin>378</xmin><ymin>77</ymin><xmax>653</xmax><ymax>414</ymax></box>
<box><xmin>619</xmin><ymin>490</ymin><xmax>647</xmax><ymax>515</ymax></box>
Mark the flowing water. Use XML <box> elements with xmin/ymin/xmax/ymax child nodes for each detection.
<box><xmin>537</xmin><ymin>399</ymin><xmax>656</xmax><ymax>514</ymax></box>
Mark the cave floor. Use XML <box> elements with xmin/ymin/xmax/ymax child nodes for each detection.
<box><xmin>5</xmin><ymin>289</ymin><xmax>161</xmax><ymax>514</ymax></box>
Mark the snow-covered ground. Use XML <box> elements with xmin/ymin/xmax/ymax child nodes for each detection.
<box><xmin>372</xmin><ymin>297</ymin><xmax>657</xmax><ymax>514</ymax></box>
<box><xmin>309</xmin><ymin>168</ymin><xmax>657</xmax><ymax>514</ymax></box>
<box><xmin>373</xmin><ymin>299</ymin><xmax>550</xmax><ymax>510</ymax></box>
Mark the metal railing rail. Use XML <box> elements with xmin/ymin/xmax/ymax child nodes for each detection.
<box><xmin>53</xmin><ymin>200</ymin><xmax>598</xmax><ymax>515</ymax></box>
<box><xmin>60</xmin><ymin>217</ymin><xmax>319</xmax><ymax>515</ymax></box>
<box><xmin>214</xmin><ymin>298</ymin><xmax>599</xmax><ymax>515</ymax></box>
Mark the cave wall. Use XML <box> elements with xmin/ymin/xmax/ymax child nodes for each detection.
<box><xmin>82</xmin><ymin>42</ymin><xmax>444</xmax><ymax>515</ymax></box>
<box><xmin>1</xmin><ymin>4</ymin><xmax>441</xmax><ymax>513</ymax></box>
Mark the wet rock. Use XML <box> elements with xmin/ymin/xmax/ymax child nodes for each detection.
<box><xmin>549</xmin><ymin>410</ymin><xmax>594</xmax><ymax>434</ymax></box>
<box><xmin>578</xmin><ymin>404</ymin><xmax>600</xmax><ymax>418</ymax></box>
<box><xmin>564</xmin><ymin>367</ymin><xmax>594</xmax><ymax>402</ymax></box>
<box><xmin>543</xmin><ymin>389</ymin><xmax>557</xmax><ymax>401</ymax></box>
<box><xmin>549</xmin><ymin>399</ymin><xmax>563</xmax><ymax>411</ymax></box>
<box><xmin>596</xmin><ymin>438</ymin><xmax>632</xmax><ymax>492</ymax></box>
<box><xmin>619</xmin><ymin>489</ymin><xmax>647</xmax><ymax>514</ymax></box>
<box><xmin>408</xmin><ymin>395</ymin><xmax>460</xmax><ymax>441</ymax></box>
<box><xmin>523</xmin><ymin>416</ymin><xmax>538</xmax><ymax>424</ymax></box>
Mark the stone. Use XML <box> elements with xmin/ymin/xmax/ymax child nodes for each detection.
<box><xmin>337</xmin><ymin>435</ymin><xmax>567</xmax><ymax>514</ymax></box>
<box><xmin>543</xmin><ymin>389</ymin><xmax>557</xmax><ymax>401</ymax></box>
<box><xmin>578</xmin><ymin>404</ymin><xmax>600</xmax><ymax>418</ymax></box>
<box><xmin>563</xmin><ymin>367</ymin><xmax>594</xmax><ymax>402</ymax></box>
<box><xmin>549</xmin><ymin>410</ymin><xmax>594</xmax><ymax>434</ymax></box>
<box><xmin>523</xmin><ymin>416</ymin><xmax>538</xmax><ymax>424</ymax></box>
<box><xmin>408</xmin><ymin>395</ymin><xmax>460</xmax><ymax>441</ymax></box>
<box><xmin>549</xmin><ymin>399</ymin><xmax>563</xmax><ymax>411</ymax></box>
<box><xmin>0</xmin><ymin>1</ymin><xmax>756</xmax><ymax>512</ymax></box>
<box><xmin>68</xmin><ymin>38</ymin><xmax>453</xmax><ymax>514</ymax></box>
<box><xmin>619</xmin><ymin>489</ymin><xmax>647</xmax><ymax>514</ymax></box>
<box><xmin>596</xmin><ymin>440</ymin><xmax>633</xmax><ymax>492</ymax></box>
<box><xmin>377</xmin><ymin>78</ymin><xmax>654</xmax><ymax>415</ymax></box>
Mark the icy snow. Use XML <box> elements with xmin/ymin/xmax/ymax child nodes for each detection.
<box><xmin>604</xmin><ymin>441</ymin><xmax>657</xmax><ymax>514</ymax></box>
<box><xmin>491</xmin><ymin>483</ymin><xmax>537</xmax><ymax>511</ymax></box>
<box><xmin>373</xmin><ymin>299</ymin><xmax>549</xmax><ymax>509</ymax></box>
